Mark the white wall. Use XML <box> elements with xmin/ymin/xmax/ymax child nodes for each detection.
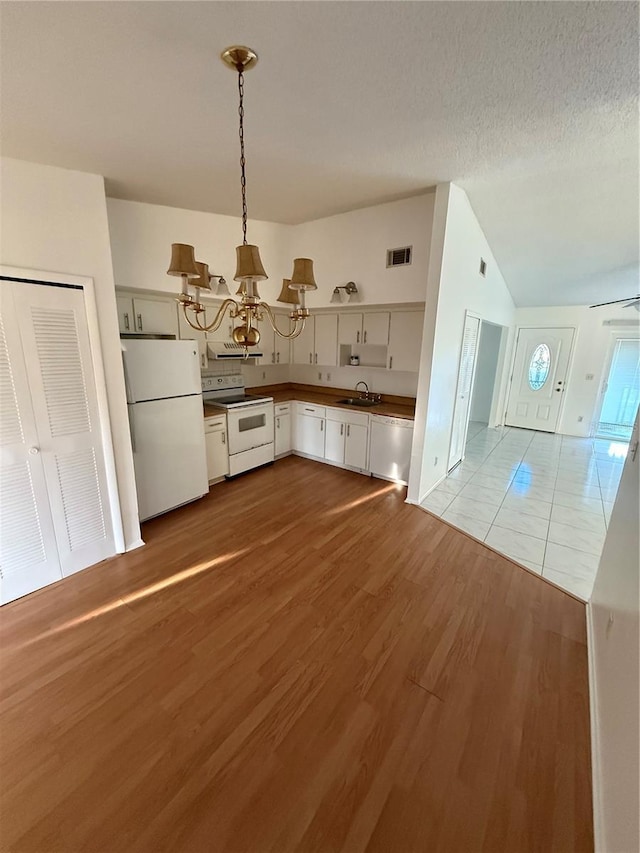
<box><xmin>512</xmin><ymin>305</ymin><xmax>640</xmax><ymax>437</ymax></box>
<box><xmin>470</xmin><ymin>321</ymin><xmax>504</xmax><ymax>423</ymax></box>
<box><xmin>588</xmin><ymin>413</ymin><xmax>639</xmax><ymax>853</ymax></box>
<box><xmin>290</xmin><ymin>193</ymin><xmax>435</xmax><ymax>308</ymax></box>
<box><xmin>107</xmin><ymin>198</ymin><xmax>292</xmax><ymax>307</ymax></box>
<box><xmin>0</xmin><ymin>157</ymin><xmax>141</xmax><ymax>550</ymax></box>
<box><xmin>408</xmin><ymin>183</ymin><xmax>516</xmax><ymax>503</ymax></box>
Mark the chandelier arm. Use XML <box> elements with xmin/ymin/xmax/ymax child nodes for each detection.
<box><xmin>258</xmin><ymin>302</ymin><xmax>307</xmax><ymax>340</ymax></box>
<box><xmin>181</xmin><ymin>299</ymin><xmax>237</xmax><ymax>333</ymax></box>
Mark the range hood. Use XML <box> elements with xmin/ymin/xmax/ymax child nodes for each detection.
<box><xmin>207</xmin><ymin>341</ymin><xmax>263</xmax><ymax>359</ymax></box>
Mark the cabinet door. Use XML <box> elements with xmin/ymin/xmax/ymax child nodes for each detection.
<box><xmin>292</xmin><ymin>317</ymin><xmax>315</xmax><ymax>365</ymax></box>
<box><xmin>205</xmin><ymin>425</ymin><xmax>229</xmax><ymax>481</ymax></box>
<box><xmin>177</xmin><ymin>304</ymin><xmax>208</xmax><ymax>369</ymax></box>
<box><xmin>344</xmin><ymin>422</ymin><xmax>368</xmax><ymax>470</ymax></box>
<box><xmin>363</xmin><ymin>312</ymin><xmax>389</xmax><ymax>346</ymax></box>
<box><xmin>205</xmin><ymin>310</ymin><xmax>234</xmax><ymax>344</ymax></box>
<box><xmin>116</xmin><ymin>295</ymin><xmax>134</xmax><ymax>334</ymax></box>
<box><xmin>388</xmin><ymin>311</ymin><xmax>424</xmax><ymax>372</ymax></box>
<box><xmin>338</xmin><ymin>313</ymin><xmax>363</xmax><ymax>346</ymax></box>
<box><xmin>132</xmin><ymin>297</ymin><xmax>179</xmax><ymax>337</ymax></box>
<box><xmin>314</xmin><ymin>314</ymin><xmax>338</xmax><ymax>366</ymax></box>
<box><xmin>257</xmin><ymin>323</ymin><xmax>276</xmax><ymax>365</ymax></box>
<box><xmin>294</xmin><ymin>414</ymin><xmax>325</xmax><ymax>457</ymax></box>
<box><xmin>324</xmin><ymin>420</ymin><xmax>345</xmax><ymax>464</ymax></box>
<box><xmin>275</xmin><ymin>413</ymin><xmax>291</xmax><ymax>456</ymax></box>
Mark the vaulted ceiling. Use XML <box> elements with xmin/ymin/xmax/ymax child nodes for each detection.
<box><xmin>1</xmin><ymin>1</ymin><xmax>637</xmax><ymax>306</ymax></box>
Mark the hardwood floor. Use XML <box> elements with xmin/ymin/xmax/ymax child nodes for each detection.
<box><xmin>0</xmin><ymin>457</ymin><xmax>593</xmax><ymax>852</ymax></box>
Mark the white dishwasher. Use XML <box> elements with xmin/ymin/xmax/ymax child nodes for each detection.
<box><xmin>369</xmin><ymin>415</ymin><xmax>414</xmax><ymax>485</ymax></box>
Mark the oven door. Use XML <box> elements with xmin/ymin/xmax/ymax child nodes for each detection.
<box><xmin>227</xmin><ymin>403</ymin><xmax>274</xmax><ymax>455</ymax></box>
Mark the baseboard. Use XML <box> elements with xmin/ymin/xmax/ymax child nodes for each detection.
<box><xmin>125</xmin><ymin>538</ymin><xmax>145</xmax><ymax>552</ymax></box>
<box><xmin>417</xmin><ymin>472</ymin><xmax>448</xmax><ymax>506</ymax></box>
<box><xmin>586</xmin><ymin>601</ymin><xmax>603</xmax><ymax>852</ymax></box>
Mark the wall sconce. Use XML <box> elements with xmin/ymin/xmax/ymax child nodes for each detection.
<box><xmin>330</xmin><ymin>281</ymin><xmax>359</xmax><ymax>304</ymax></box>
<box><xmin>209</xmin><ymin>274</ymin><xmax>230</xmax><ymax>296</ymax></box>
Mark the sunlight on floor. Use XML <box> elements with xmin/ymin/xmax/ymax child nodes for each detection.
<box><xmin>11</xmin><ymin>549</ymin><xmax>248</xmax><ymax>650</ymax></box>
<box><xmin>325</xmin><ymin>483</ymin><xmax>400</xmax><ymax>515</ymax></box>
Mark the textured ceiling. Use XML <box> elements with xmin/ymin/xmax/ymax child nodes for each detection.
<box><xmin>1</xmin><ymin>1</ymin><xmax>638</xmax><ymax>306</ymax></box>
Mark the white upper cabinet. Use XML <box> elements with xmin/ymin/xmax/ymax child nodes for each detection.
<box><xmin>338</xmin><ymin>313</ymin><xmax>363</xmax><ymax>346</ymax></box>
<box><xmin>292</xmin><ymin>316</ymin><xmax>315</xmax><ymax>365</ymax></box>
<box><xmin>388</xmin><ymin>311</ymin><xmax>424</xmax><ymax>372</ymax></box>
<box><xmin>337</xmin><ymin>312</ymin><xmax>389</xmax><ymax>347</ymax></box>
<box><xmin>363</xmin><ymin>312</ymin><xmax>389</xmax><ymax>346</ymax></box>
<box><xmin>118</xmin><ymin>295</ymin><xmax>179</xmax><ymax>337</ymax></box>
<box><xmin>314</xmin><ymin>314</ymin><xmax>338</xmax><ymax>366</ymax></box>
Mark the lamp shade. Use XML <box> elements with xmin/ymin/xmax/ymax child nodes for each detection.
<box><xmin>289</xmin><ymin>258</ymin><xmax>317</xmax><ymax>291</ymax></box>
<box><xmin>277</xmin><ymin>279</ymin><xmax>299</xmax><ymax>306</ymax></box>
<box><xmin>167</xmin><ymin>243</ymin><xmax>199</xmax><ymax>277</ymax></box>
<box><xmin>330</xmin><ymin>287</ymin><xmax>342</xmax><ymax>304</ymax></box>
<box><xmin>191</xmin><ymin>262</ymin><xmax>212</xmax><ymax>290</ymax></box>
<box><xmin>234</xmin><ymin>244</ymin><xmax>267</xmax><ymax>281</ymax></box>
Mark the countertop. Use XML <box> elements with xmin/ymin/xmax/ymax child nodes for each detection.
<box><xmin>203</xmin><ymin>383</ymin><xmax>415</xmax><ymax>420</ymax></box>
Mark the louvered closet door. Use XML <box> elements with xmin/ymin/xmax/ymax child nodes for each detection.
<box><xmin>0</xmin><ymin>287</ymin><xmax>63</xmax><ymax>603</ymax></box>
<box><xmin>12</xmin><ymin>282</ymin><xmax>115</xmax><ymax>580</ymax></box>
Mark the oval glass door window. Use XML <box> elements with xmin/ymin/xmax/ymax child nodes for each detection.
<box><xmin>528</xmin><ymin>344</ymin><xmax>551</xmax><ymax>390</ymax></box>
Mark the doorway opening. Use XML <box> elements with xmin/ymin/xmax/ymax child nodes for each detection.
<box><xmin>468</xmin><ymin>321</ymin><xmax>504</xmax><ymax>434</ymax></box>
<box><xmin>596</xmin><ymin>338</ymin><xmax>640</xmax><ymax>441</ymax></box>
<box><xmin>448</xmin><ymin>316</ymin><xmax>509</xmax><ymax>472</ymax></box>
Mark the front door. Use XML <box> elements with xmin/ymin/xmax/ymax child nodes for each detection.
<box><xmin>505</xmin><ymin>327</ymin><xmax>574</xmax><ymax>432</ymax></box>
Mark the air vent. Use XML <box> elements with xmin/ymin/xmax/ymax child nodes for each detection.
<box><xmin>386</xmin><ymin>246</ymin><xmax>412</xmax><ymax>268</ymax></box>
<box><xmin>479</xmin><ymin>258</ymin><xmax>487</xmax><ymax>277</ymax></box>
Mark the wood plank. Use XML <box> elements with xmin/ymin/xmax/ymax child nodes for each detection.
<box><xmin>0</xmin><ymin>456</ymin><xmax>592</xmax><ymax>852</ymax></box>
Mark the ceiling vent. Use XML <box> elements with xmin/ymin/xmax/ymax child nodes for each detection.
<box><xmin>386</xmin><ymin>246</ymin><xmax>412</xmax><ymax>268</ymax></box>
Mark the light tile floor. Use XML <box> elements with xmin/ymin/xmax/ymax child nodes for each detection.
<box><xmin>420</xmin><ymin>421</ymin><xmax>628</xmax><ymax>600</ymax></box>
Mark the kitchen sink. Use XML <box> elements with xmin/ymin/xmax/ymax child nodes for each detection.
<box><xmin>337</xmin><ymin>397</ymin><xmax>379</xmax><ymax>407</ymax></box>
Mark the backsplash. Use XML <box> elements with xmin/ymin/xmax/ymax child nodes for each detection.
<box><xmin>201</xmin><ymin>359</ymin><xmax>418</xmax><ymax>397</ymax></box>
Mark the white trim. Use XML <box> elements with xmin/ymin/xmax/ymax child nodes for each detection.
<box><xmin>0</xmin><ymin>264</ymin><xmax>126</xmax><ymax>553</ymax></box>
<box><xmin>586</xmin><ymin>601</ymin><xmax>604</xmax><ymax>853</ymax></box>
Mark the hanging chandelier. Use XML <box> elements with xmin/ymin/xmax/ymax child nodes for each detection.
<box><xmin>167</xmin><ymin>46</ymin><xmax>316</xmax><ymax>348</ymax></box>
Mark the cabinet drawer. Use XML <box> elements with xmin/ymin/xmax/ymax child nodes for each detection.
<box><xmin>325</xmin><ymin>407</ymin><xmax>369</xmax><ymax>428</ymax></box>
<box><xmin>296</xmin><ymin>402</ymin><xmax>326</xmax><ymax>418</ymax></box>
<box><xmin>274</xmin><ymin>403</ymin><xmax>290</xmax><ymax>415</ymax></box>
<box><xmin>204</xmin><ymin>415</ymin><xmax>226</xmax><ymax>432</ymax></box>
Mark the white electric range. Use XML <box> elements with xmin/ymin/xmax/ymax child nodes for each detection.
<box><xmin>201</xmin><ymin>373</ymin><xmax>274</xmax><ymax>476</ymax></box>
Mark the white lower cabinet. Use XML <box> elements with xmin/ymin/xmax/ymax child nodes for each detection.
<box><xmin>324</xmin><ymin>407</ymin><xmax>369</xmax><ymax>471</ymax></box>
<box><xmin>204</xmin><ymin>415</ymin><xmax>229</xmax><ymax>482</ymax></box>
<box><xmin>274</xmin><ymin>403</ymin><xmax>291</xmax><ymax>456</ymax></box>
<box><xmin>293</xmin><ymin>403</ymin><xmax>326</xmax><ymax>457</ymax></box>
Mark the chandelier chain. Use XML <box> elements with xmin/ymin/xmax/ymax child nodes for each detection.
<box><xmin>238</xmin><ymin>68</ymin><xmax>248</xmax><ymax>246</ymax></box>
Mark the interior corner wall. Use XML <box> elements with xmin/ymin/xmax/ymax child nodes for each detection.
<box><xmin>289</xmin><ymin>193</ymin><xmax>435</xmax><ymax>308</ymax></box>
<box><xmin>513</xmin><ymin>305</ymin><xmax>640</xmax><ymax>437</ymax></box>
<box><xmin>411</xmin><ymin>182</ymin><xmax>516</xmax><ymax>503</ymax></box>
<box><xmin>588</xmin><ymin>412</ymin><xmax>639</xmax><ymax>853</ymax></box>
<box><xmin>0</xmin><ymin>157</ymin><xmax>141</xmax><ymax>551</ymax></box>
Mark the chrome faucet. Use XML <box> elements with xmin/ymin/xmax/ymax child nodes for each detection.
<box><xmin>355</xmin><ymin>381</ymin><xmax>369</xmax><ymax>399</ymax></box>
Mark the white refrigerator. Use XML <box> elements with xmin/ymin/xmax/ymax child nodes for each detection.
<box><xmin>122</xmin><ymin>339</ymin><xmax>208</xmax><ymax>521</ymax></box>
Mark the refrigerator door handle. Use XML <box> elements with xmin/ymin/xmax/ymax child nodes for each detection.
<box><xmin>128</xmin><ymin>406</ymin><xmax>136</xmax><ymax>453</ymax></box>
<box><xmin>122</xmin><ymin>354</ymin><xmax>134</xmax><ymax>404</ymax></box>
